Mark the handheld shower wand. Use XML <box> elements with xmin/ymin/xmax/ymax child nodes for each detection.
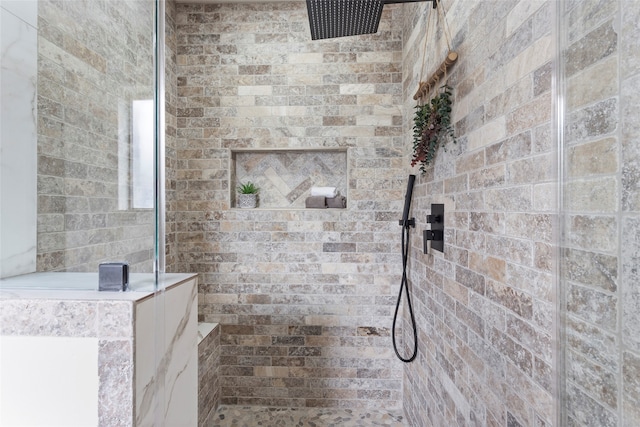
<box><xmin>392</xmin><ymin>175</ymin><xmax>418</xmax><ymax>362</ymax></box>
<box><xmin>400</xmin><ymin>174</ymin><xmax>416</xmax><ymax>228</ymax></box>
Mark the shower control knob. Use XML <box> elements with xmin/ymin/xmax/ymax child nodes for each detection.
<box><xmin>423</xmin><ymin>203</ymin><xmax>445</xmax><ymax>254</ymax></box>
<box><xmin>426</xmin><ymin>214</ymin><xmax>442</xmax><ymax>224</ymax></box>
<box><xmin>423</xmin><ymin>230</ymin><xmax>443</xmax><ymax>241</ymax></box>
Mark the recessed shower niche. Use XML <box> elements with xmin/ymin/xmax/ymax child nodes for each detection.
<box><xmin>230</xmin><ymin>148</ymin><xmax>348</xmax><ymax>209</ymax></box>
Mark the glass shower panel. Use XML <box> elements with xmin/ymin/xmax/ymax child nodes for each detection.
<box><xmin>558</xmin><ymin>1</ymin><xmax>640</xmax><ymax>425</ymax></box>
<box><xmin>0</xmin><ymin>0</ymin><xmax>38</xmax><ymax>278</ymax></box>
<box><xmin>33</xmin><ymin>0</ymin><xmax>157</xmax><ymax>274</ymax></box>
<box><xmin>0</xmin><ymin>1</ymin><xmax>172</xmax><ymax>425</ymax></box>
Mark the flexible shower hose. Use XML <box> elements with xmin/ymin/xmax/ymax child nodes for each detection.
<box><xmin>392</xmin><ymin>222</ymin><xmax>418</xmax><ymax>363</ymax></box>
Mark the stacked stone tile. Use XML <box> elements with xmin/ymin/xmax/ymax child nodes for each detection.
<box><xmin>172</xmin><ymin>1</ymin><xmax>406</xmax><ymax>410</ymax></box>
<box><xmin>401</xmin><ymin>1</ymin><xmax>555</xmax><ymax>425</ymax></box>
<box><xmin>36</xmin><ymin>0</ymin><xmax>156</xmax><ymax>272</ymax></box>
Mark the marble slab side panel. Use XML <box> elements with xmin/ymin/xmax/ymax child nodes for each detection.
<box><xmin>0</xmin><ymin>0</ymin><xmax>38</xmax><ymax>27</ymax></box>
<box><xmin>164</xmin><ymin>278</ymin><xmax>198</xmax><ymax>426</ymax></box>
<box><xmin>135</xmin><ymin>278</ymin><xmax>198</xmax><ymax>427</ymax></box>
<box><xmin>135</xmin><ymin>295</ymin><xmax>157</xmax><ymax>427</ymax></box>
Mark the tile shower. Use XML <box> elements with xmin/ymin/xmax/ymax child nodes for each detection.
<box><xmin>558</xmin><ymin>1</ymin><xmax>640</xmax><ymax>426</ymax></box>
<box><xmin>166</xmin><ymin>0</ymin><xmax>640</xmax><ymax>425</ymax></box>
<box><xmin>170</xmin><ymin>0</ymin><xmax>406</xmax><ymax>410</ymax></box>
<box><xmin>1</xmin><ymin>0</ymin><xmax>639</xmax><ymax>425</ymax></box>
<box><xmin>401</xmin><ymin>1</ymin><xmax>555</xmax><ymax>425</ymax></box>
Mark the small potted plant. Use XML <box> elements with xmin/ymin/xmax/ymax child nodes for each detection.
<box><xmin>236</xmin><ymin>181</ymin><xmax>259</xmax><ymax>208</ymax></box>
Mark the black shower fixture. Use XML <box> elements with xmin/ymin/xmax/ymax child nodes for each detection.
<box><xmin>306</xmin><ymin>0</ymin><xmax>436</xmax><ymax>40</ymax></box>
<box><xmin>424</xmin><ymin>203</ymin><xmax>444</xmax><ymax>253</ymax></box>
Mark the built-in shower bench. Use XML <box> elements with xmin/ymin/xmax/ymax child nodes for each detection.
<box><xmin>198</xmin><ymin>322</ymin><xmax>220</xmax><ymax>426</ymax></box>
<box><xmin>0</xmin><ymin>272</ymin><xmax>199</xmax><ymax>426</ymax></box>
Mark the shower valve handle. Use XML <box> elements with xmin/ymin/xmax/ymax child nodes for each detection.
<box><xmin>423</xmin><ymin>204</ymin><xmax>445</xmax><ymax>254</ymax></box>
<box><xmin>426</xmin><ymin>214</ymin><xmax>442</xmax><ymax>224</ymax></box>
<box><xmin>423</xmin><ymin>230</ymin><xmax>443</xmax><ymax>241</ymax></box>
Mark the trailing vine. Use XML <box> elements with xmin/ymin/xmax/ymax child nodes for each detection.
<box><xmin>411</xmin><ymin>85</ymin><xmax>455</xmax><ymax>174</ymax></box>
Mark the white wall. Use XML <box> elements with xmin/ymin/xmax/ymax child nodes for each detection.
<box><xmin>0</xmin><ymin>336</ymin><xmax>99</xmax><ymax>426</ymax></box>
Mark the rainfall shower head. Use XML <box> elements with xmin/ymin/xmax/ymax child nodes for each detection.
<box><xmin>306</xmin><ymin>0</ymin><xmax>433</xmax><ymax>40</ymax></box>
<box><xmin>306</xmin><ymin>0</ymin><xmax>384</xmax><ymax>40</ymax></box>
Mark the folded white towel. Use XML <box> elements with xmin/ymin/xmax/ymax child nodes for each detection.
<box><xmin>310</xmin><ymin>186</ymin><xmax>337</xmax><ymax>198</ymax></box>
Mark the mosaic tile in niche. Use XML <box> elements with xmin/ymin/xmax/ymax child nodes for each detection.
<box><xmin>233</xmin><ymin>150</ymin><xmax>347</xmax><ymax>209</ymax></box>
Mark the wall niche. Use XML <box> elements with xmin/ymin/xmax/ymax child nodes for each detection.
<box><xmin>230</xmin><ymin>148</ymin><xmax>348</xmax><ymax>209</ymax></box>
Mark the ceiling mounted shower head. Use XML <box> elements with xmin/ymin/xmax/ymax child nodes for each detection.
<box><xmin>306</xmin><ymin>0</ymin><xmax>384</xmax><ymax>40</ymax></box>
<box><xmin>306</xmin><ymin>0</ymin><xmax>434</xmax><ymax>41</ymax></box>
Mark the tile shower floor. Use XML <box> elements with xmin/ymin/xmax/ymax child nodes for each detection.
<box><xmin>209</xmin><ymin>405</ymin><xmax>407</xmax><ymax>427</ymax></box>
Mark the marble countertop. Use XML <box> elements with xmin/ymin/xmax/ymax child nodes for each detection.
<box><xmin>0</xmin><ymin>272</ymin><xmax>198</xmax><ymax>301</ymax></box>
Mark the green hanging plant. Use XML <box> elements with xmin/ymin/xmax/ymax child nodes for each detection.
<box><xmin>411</xmin><ymin>85</ymin><xmax>455</xmax><ymax>174</ymax></box>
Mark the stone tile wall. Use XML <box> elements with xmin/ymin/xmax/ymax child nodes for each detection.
<box><xmin>170</xmin><ymin>0</ymin><xmax>640</xmax><ymax>424</ymax></box>
<box><xmin>560</xmin><ymin>1</ymin><xmax>640</xmax><ymax>426</ymax></box>
<box><xmin>166</xmin><ymin>0</ymin><xmax>179</xmax><ymax>272</ymax></box>
<box><xmin>36</xmin><ymin>0</ymin><xmax>156</xmax><ymax>273</ymax></box>
<box><xmin>401</xmin><ymin>1</ymin><xmax>555</xmax><ymax>425</ymax></box>
<box><xmin>173</xmin><ymin>1</ymin><xmax>407</xmax><ymax>409</ymax></box>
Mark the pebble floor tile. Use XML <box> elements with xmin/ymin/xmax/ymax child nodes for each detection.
<box><xmin>209</xmin><ymin>405</ymin><xmax>407</xmax><ymax>426</ymax></box>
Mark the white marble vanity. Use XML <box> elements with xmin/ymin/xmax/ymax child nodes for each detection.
<box><xmin>0</xmin><ymin>272</ymin><xmax>198</xmax><ymax>427</ymax></box>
